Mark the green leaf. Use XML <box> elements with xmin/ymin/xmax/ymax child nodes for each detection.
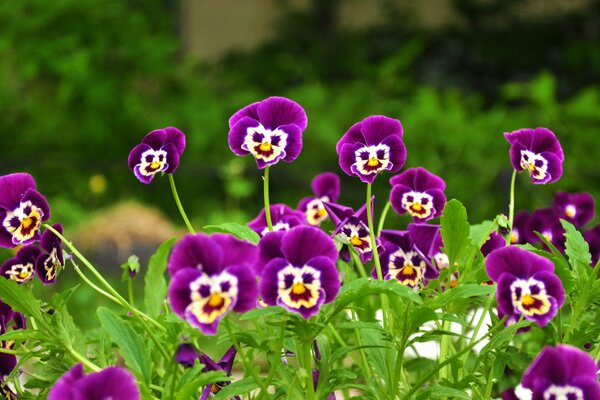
<box><xmin>213</xmin><ymin>377</ymin><xmax>259</xmax><ymax>400</ymax></box>
<box><xmin>0</xmin><ymin>278</ymin><xmax>46</xmax><ymax>323</ymax></box>
<box><xmin>239</xmin><ymin>306</ymin><xmax>284</xmax><ymax>321</ymax></box>
<box><xmin>144</xmin><ymin>238</ymin><xmax>176</xmax><ymax>318</ymax></box>
<box><xmin>479</xmin><ymin>319</ymin><xmax>530</xmax><ymax>357</ymax></box>
<box><xmin>97</xmin><ymin>307</ymin><xmax>151</xmax><ymax>384</ymax></box>
<box><xmin>561</xmin><ymin>219</ymin><xmax>592</xmax><ymax>268</ymax></box>
<box><xmin>415</xmin><ymin>385</ymin><xmax>470</xmax><ymax>399</ymax></box>
<box><xmin>51</xmin><ymin>290</ymin><xmax>85</xmax><ymax>353</ymax></box>
<box><xmin>202</xmin><ymin>223</ymin><xmax>260</xmax><ymax>244</ymax></box>
<box><xmin>120</xmin><ymin>254</ymin><xmax>140</xmax><ymax>282</ymax></box>
<box><xmin>441</xmin><ymin>199</ymin><xmax>475</xmax><ymax>267</ymax></box>
<box><xmin>470</xmin><ymin>220</ymin><xmax>495</xmax><ymax>249</ymax></box>
<box><xmin>426</xmin><ymin>284</ymin><xmax>494</xmax><ymax>309</ymax></box>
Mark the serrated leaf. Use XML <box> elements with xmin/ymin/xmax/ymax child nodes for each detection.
<box><xmin>470</xmin><ymin>220</ymin><xmax>495</xmax><ymax>249</ymax></box>
<box><xmin>561</xmin><ymin>220</ymin><xmax>592</xmax><ymax>268</ymax></box>
<box><xmin>426</xmin><ymin>284</ymin><xmax>494</xmax><ymax>309</ymax></box>
<box><xmin>202</xmin><ymin>223</ymin><xmax>260</xmax><ymax>244</ymax></box>
<box><xmin>144</xmin><ymin>238</ymin><xmax>175</xmax><ymax>318</ymax></box>
<box><xmin>479</xmin><ymin>319</ymin><xmax>530</xmax><ymax>357</ymax></box>
<box><xmin>97</xmin><ymin>307</ymin><xmax>151</xmax><ymax>384</ymax></box>
<box><xmin>441</xmin><ymin>199</ymin><xmax>475</xmax><ymax>267</ymax></box>
<box><xmin>0</xmin><ymin>278</ymin><xmax>46</xmax><ymax>324</ymax></box>
<box><xmin>416</xmin><ymin>385</ymin><xmax>470</xmax><ymax>399</ymax></box>
<box><xmin>239</xmin><ymin>306</ymin><xmax>284</xmax><ymax>321</ymax></box>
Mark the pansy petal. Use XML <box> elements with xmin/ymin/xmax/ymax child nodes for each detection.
<box><xmin>74</xmin><ymin>367</ymin><xmax>140</xmax><ymax>400</ymax></box>
<box><xmin>0</xmin><ymin>353</ymin><xmax>16</xmax><ymax>378</ymax></box>
<box><xmin>532</xmin><ymin>271</ymin><xmax>565</xmax><ymax>308</ymax></box>
<box><xmin>211</xmin><ymin>234</ymin><xmax>258</xmax><ymax>270</ymax></box>
<box><xmin>164</xmin><ymin>127</ymin><xmax>186</xmax><ymax>156</ymax></box>
<box><xmin>260</xmin><ymin>258</ymin><xmax>290</xmax><ymax>306</ymax></box>
<box><xmin>225</xmin><ymin>264</ymin><xmax>259</xmax><ymax>313</ymax></box>
<box><xmin>408</xmin><ymin>223</ymin><xmax>441</xmax><ymax>258</ymax></box>
<box><xmin>381</xmin><ymin>134</ymin><xmax>407</xmax><ymax>173</ymax></box>
<box><xmin>335</xmin><ymin>120</ymin><xmax>365</xmax><ymax>154</ymax></box>
<box><xmin>229</xmin><ymin>101</ymin><xmax>260</xmax><ymax>128</ymax></box>
<box><xmin>162</xmin><ymin>142</ymin><xmax>180</xmax><ymax>174</ymax></box>
<box><xmin>168</xmin><ymin>234</ymin><xmax>224</xmax><ymax>277</ymax></box>
<box><xmin>168</xmin><ymin>268</ymin><xmax>203</xmax><ymax>317</ymax></box>
<box><xmin>281</xmin><ymin>226</ymin><xmax>339</xmax><ymax>266</ymax></box>
<box><xmin>127</xmin><ymin>143</ymin><xmax>152</xmax><ymax>171</ymax></box>
<box><xmin>322</xmin><ymin>202</ymin><xmax>354</xmax><ymax>228</ymax></box>
<box><xmin>48</xmin><ymin>363</ymin><xmax>85</xmax><ymax>400</ymax></box>
<box><xmin>537</xmin><ymin>151</ymin><xmax>562</xmax><ymax>184</ymax></box>
<box><xmin>0</xmin><ymin>173</ymin><xmax>37</xmax><ymax>211</ymax></box>
<box><xmin>360</xmin><ymin>115</ymin><xmax>403</xmax><ymax>145</ymax></box>
<box><xmin>228</xmin><ymin>116</ymin><xmax>261</xmax><ymax>156</ymax></box>
<box><xmin>256</xmin><ymin>96</ymin><xmax>307</xmax><ymax>131</ymax></box>
<box><xmin>256</xmin><ymin>231</ymin><xmax>285</xmax><ymax>275</ymax></box>
<box><xmin>279</xmin><ymin>123</ymin><xmax>302</xmax><ymax>162</ymax></box>
<box><xmin>141</xmin><ymin>129</ymin><xmax>168</xmax><ymax>149</ymax></box>
<box><xmin>305</xmin><ymin>256</ymin><xmax>340</xmax><ymax>303</ymax></box>
<box><xmin>485</xmin><ymin>246</ymin><xmax>554</xmax><ymax>282</ymax></box>
<box><xmin>21</xmin><ymin>188</ymin><xmax>51</xmax><ymax>223</ymax></box>
<box><xmin>338</xmin><ymin>142</ymin><xmax>361</xmax><ymax>177</ymax></box>
<box><xmin>311</xmin><ymin>172</ymin><xmax>340</xmax><ymax>201</ymax></box>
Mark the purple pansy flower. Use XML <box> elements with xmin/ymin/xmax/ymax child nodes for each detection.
<box><xmin>260</xmin><ymin>226</ymin><xmax>340</xmax><ymax>319</ymax></box>
<box><xmin>509</xmin><ymin>211</ymin><xmax>530</xmax><ymax>245</ymax></box>
<box><xmin>525</xmin><ymin>208</ymin><xmax>566</xmax><ymax>252</ymax></box>
<box><xmin>485</xmin><ymin>246</ymin><xmax>565</xmax><ymax>327</ymax></box>
<box><xmin>168</xmin><ymin>233</ymin><xmax>258</xmax><ymax>335</ymax></box>
<box><xmin>199</xmin><ymin>346</ymin><xmax>239</xmax><ymax>400</ymax></box>
<box><xmin>407</xmin><ymin>223</ymin><xmax>449</xmax><ymax>271</ymax></box>
<box><xmin>0</xmin><ymin>173</ymin><xmax>50</xmax><ymax>248</ymax></box>
<box><xmin>48</xmin><ymin>364</ymin><xmax>140</xmax><ymax>400</ymax></box>
<box><xmin>298</xmin><ymin>172</ymin><xmax>341</xmax><ymax>226</ymax></box>
<box><xmin>175</xmin><ymin>343</ymin><xmax>199</xmax><ymax>368</ymax></box>
<box><xmin>0</xmin><ymin>245</ymin><xmax>41</xmax><ymax>284</ymax></box>
<box><xmin>35</xmin><ymin>224</ymin><xmax>65</xmax><ymax>285</ymax></box>
<box><xmin>389</xmin><ymin>167</ymin><xmax>446</xmax><ymax>221</ymax></box>
<box><xmin>248</xmin><ymin>204</ymin><xmax>306</xmax><ymax>237</ymax></box>
<box><xmin>376</xmin><ymin>229</ymin><xmax>440</xmax><ymax>288</ymax></box>
<box><xmin>504</xmin><ymin>127</ymin><xmax>564</xmax><ymax>184</ymax></box>
<box><xmin>323</xmin><ymin>200</ymin><xmax>380</xmax><ymax>263</ymax></box>
<box><xmin>312</xmin><ymin>370</ymin><xmax>337</xmax><ymax>400</ymax></box>
<box><xmin>128</xmin><ymin>127</ymin><xmax>186</xmax><ymax>184</ymax></box>
<box><xmin>522</xmin><ymin>344</ymin><xmax>600</xmax><ymax>400</ymax></box>
<box><xmin>584</xmin><ymin>224</ymin><xmax>600</xmax><ymax>266</ymax></box>
<box><xmin>228</xmin><ymin>96</ymin><xmax>307</xmax><ymax>169</ymax></box>
<box><xmin>553</xmin><ymin>191</ymin><xmax>595</xmax><ymax>228</ymax></box>
<box><xmin>337</xmin><ymin>115</ymin><xmax>407</xmax><ymax>184</ymax></box>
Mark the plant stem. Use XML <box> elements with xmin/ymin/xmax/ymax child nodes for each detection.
<box><xmin>506</xmin><ymin>170</ymin><xmax>517</xmax><ymax>244</ymax></box>
<box><xmin>350</xmin><ymin>248</ymin><xmax>368</xmax><ymax>279</ymax></box>
<box><xmin>68</xmin><ymin>346</ymin><xmax>101</xmax><ymax>372</ymax></box>
<box><xmin>45</xmin><ymin>225</ymin><xmax>170</xmax><ymax>362</ymax></box>
<box><xmin>263</xmin><ymin>165</ymin><xmax>273</xmax><ymax>232</ymax></box>
<box><xmin>298</xmin><ymin>339</ymin><xmax>315</xmax><ymax>400</ymax></box>
<box><xmin>128</xmin><ymin>278</ymin><xmax>135</xmax><ymax>307</ymax></box>
<box><xmin>438</xmin><ymin>319</ymin><xmax>453</xmax><ymax>381</ymax></box>
<box><xmin>168</xmin><ymin>174</ymin><xmax>196</xmax><ymax>234</ymax></box>
<box><xmin>377</xmin><ymin>201</ymin><xmax>392</xmax><ymax>235</ymax></box>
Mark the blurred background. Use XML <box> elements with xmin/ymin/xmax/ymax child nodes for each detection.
<box><xmin>1</xmin><ymin>0</ymin><xmax>600</xmax><ymax>323</ymax></box>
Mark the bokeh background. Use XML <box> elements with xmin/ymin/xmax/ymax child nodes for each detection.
<box><xmin>2</xmin><ymin>0</ymin><xmax>600</xmax><ymax>324</ymax></box>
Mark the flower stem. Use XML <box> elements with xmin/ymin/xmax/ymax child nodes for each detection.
<box><xmin>507</xmin><ymin>169</ymin><xmax>517</xmax><ymax>244</ymax></box>
<box><xmin>298</xmin><ymin>338</ymin><xmax>315</xmax><ymax>400</ymax></box>
<box><xmin>128</xmin><ymin>278</ymin><xmax>135</xmax><ymax>307</ymax></box>
<box><xmin>45</xmin><ymin>225</ymin><xmax>170</xmax><ymax>362</ymax></box>
<box><xmin>350</xmin><ymin>248</ymin><xmax>368</xmax><ymax>279</ymax></box>
<box><xmin>168</xmin><ymin>174</ymin><xmax>196</xmax><ymax>234</ymax></box>
<box><xmin>263</xmin><ymin>166</ymin><xmax>273</xmax><ymax>232</ymax></box>
<box><xmin>377</xmin><ymin>201</ymin><xmax>392</xmax><ymax>236</ymax></box>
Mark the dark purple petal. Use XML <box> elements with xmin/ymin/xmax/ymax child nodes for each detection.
<box><xmin>407</xmin><ymin>223</ymin><xmax>441</xmax><ymax>258</ymax></box>
<box><xmin>0</xmin><ymin>213</ymin><xmax>13</xmax><ymax>248</ymax></box>
<box><xmin>256</xmin><ymin>231</ymin><xmax>285</xmax><ymax>275</ymax></box>
<box><xmin>247</xmin><ymin>204</ymin><xmax>306</xmax><ymax>237</ymax></box>
<box><xmin>481</xmin><ymin>232</ymin><xmax>506</xmax><ymax>257</ymax></box>
<box><xmin>381</xmin><ymin>135</ymin><xmax>407</xmax><ymax>174</ymax></box>
<box><xmin>335</xmin><ymin>120</ymin><xmax>365</xmax><ymax>154</ymax></box>
<box><xmin>0</xmin><ymin>173</ymin><xmax>37</xmax><ymax>211</ymax></box>
<box><xmin>163</xmin><ymin>127</ymin><xmax>186</xmax><ymax>156</ymax></box>
<box><xmin>500</xmin><ymin>388</ymin><xmax>520</xmax><ymax>400</ymax></box>
<box><xmin>128</xmin><ymin>143</ymin><xmax>152</xmax><ymax>171</ymax></box>
<box><xmin>217</xmin><ymin>346</ymin><xmax>237</xmax><ymax>375</ymax></box>
<box><xmin>485</xmin><ymin>246</ymin><xmax>554</xmax><ymax>282</ymax></box>
<box><xmin>48</xmin><ymin>363</ymin><xmax>85</xmax><ymax>400</ymax></box>
<box><xmin>553</xmin><ymin>191</ymin><xmax>595</xmax><ymax>228</ymax></box>
<box><xmin>390</xmin><ymin>167</ymin><xmax>446</xmax><ymax>191</ymax></box>
<box><xmin>40</xmin><ymin>224</ymin><xmax>63</xmax><ymax>254</ymax></box>
<box><xmin>584</xmin><ymin>224</ymin><xmax>600</xmax><ymax>266</ymax></box>
<box><xmin>225</xmin><ymin>264</ymin><xmax>259</xmax><ymax>313</ymax></box>
<box><xmin>360</xmin><ymin>115</ymin><xmax>403</xmax><ymax>145</ymax></box>
<box><xmin>168</xmin><ymin>234</ymin><xmax>224</xmax><ymax>277</ymax></box>
<box><xmin>175</xmin><ymin>344</ymin><xmax>199</xmax><ymax>368</ymax></box>
<box><xmin>522</xmin><ymin>345</ymin><xmax>599</xmax><ymax>395</ymax></box>
<box><xmin>532</xmin><ymin>271</ymin><xmax>565</xmax><ymax>309</ymax></box>
<box><xmin>199</xmin><ymin>352</ymin><xmax>221</xmax><ymax>372</ymax></box>
<box><xmin>1</xmin><ymin>245</ymin><xmax>42</xmax><ymax>284</ymax></box>
<box><xmin>306</xmin><ymin>256</ymin><xmax>340</xmax><ymax>303</ymax></box>
<box><xmin>229</xmin><ymin>101</ymin><xmax>260</xmax><ymax>128</ymax></box>
<box><xmin>141</xmin><ymin>128</ymin><xmax>168</xmax><ymax>149</ymax></box>
<box><xmin>281</xmin><ymin>226</ymin><xmax>338</xmax><ymax>266</ymax></box>
<box><xmin>379</xmin><ymin>229</ymin><xmax>410</xmax><ymax>249</ymax></box>
<box><xmin>211</xmin><ymin>234</ymin><xmax>258</xmax><ymax>270</ymax></box>
<box><xmin>526</xmin><ymin>208</ymin><xmax>565</xmax><ymax>251</ymax></box>
<box><xmin>311</xmin><ymin>172</ymin><xmax>341</xmax><ymax>201</ymax></box>
<box><xmin>256</xmin><ymin>96</ymin><xmax>307</xmax><ymax>131</ymax></box>
<box><xmin>511</xmin><ymin>211</ymin><xmax>531</xmax><ymax>245</ymax></box>
<box><xmin>322</xmin><ymin>202</ymin><xmax>354</xmax><ymax>228</ymax></box>
<box><xmin>260</xmin><ymin>258</ymin><xmax>290</xmax><ymax>306</ymax></box>
<box><xmin>495</xmin><ymin>273</ymin><xmax>518</xmax><ymax>320</ymax></box>
<box><xmin>162</xmin><ymin>142</ymin><xmax>180</xmax><ymax>174</ymax></box>
<box><xmin>279</xmin><ymin>123</ymin><xmax>302</xmax><ymax>162</ymax></box>
<box><xmin>168</xmin><ymin>268</ymin><xmax>203</xmax><ymax>317</ymax></box>
<box><xmin>297</xmin><ymin>196</ymin><xmax>313</xmax><ymax>212</ymax></box>
<box><xmin>228</xmin><ymin>116</ymin><xmax>260</xmax><ymax>156</ymax></box>
<box><xmin>534</xmin><ymin>151</ymin><xmax>562</xmax><ymax>184</ymax></box>
<box><xmin>73</xmin><ymin>366</ymin><xmax>140</xmax><ymax>400</ymax></box>
<box><xmin>133</xmin><ymin>165</ymin><xmax>154</xmax><ymax>184</ymax></box>
<box><xmin>338</xmin><ymin>142</ymin><xmax>361</xmax><ymax>178</ymax></box>
<box><xmin>0</xmin><ymin>353</ymin><xmax>16</xmax><ymax>378</ymax></box>
<box><xmin>21</xmin><ymin>188</ymin><xmax>51</xmax><ymax>224</ymax></box>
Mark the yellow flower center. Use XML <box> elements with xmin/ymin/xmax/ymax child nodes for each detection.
<box><xmin>350</xmin><ymin>236</ymin><xmax>363</xmax><ymax>246</ymax></box>
<box><xmin>367</xmin><ymin>157</ymin><xmax>379</xmax><ymax>167</ymax></box>
<box><xmin>402</xmin><ymin>265</ymin><xmax>415</xmax><ymax>276</ymax></box>
<box><xmin>316</xmin><ymin>209</ymin><xmax>327</xmax><ymax>218</ymax></box>
<box><xmin>150</xmin><ymin>161</ymin><xmax>161</xmax><ymax>170</ymax></box>
<box><xmin>411</xmin><ymin>203</ymin><xmax>422</xmax><ymax>211</ymax></box>
<box><xmin>292</xmin><ymin>283</ymin><xmax>307</xmax><ymax>295</ymax></box>
<box><xmin>510</xmin><ymin>232</ymin><xmax>518</xmax><ymax>244</ymax></box>
<box><xmin>565</xmin><ymin>205</ymin><xmax>576</xmax><ymax>218</ymax></box>
<box><xmin>522</xmin><ymin>294</ymin><xmax>535</xmax><ymax>306</ymax></box>
<box><xmin>21</xmin><ymin>217</ymin><xmax>34</xmax><ymax>229</ymax></box>
<box><xmin>259</xmin><ymin>142</ymin><xmax>272</xmax><ymax>152</ymax></box>
<box><xmin>208</xmin><ymin>294</ymin><xmax>224</xmax><ymax>308</ymax></box>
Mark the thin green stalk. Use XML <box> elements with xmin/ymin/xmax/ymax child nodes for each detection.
<box><xmin>393</xmin><ymin>301</ymin><xmax>412</xmax><ymax>395</ymax></box>
<box><xmin>468</xmin><ymin>295</ymin><xmax>494</xmax><ymax>348</ymax></box>
<box><xmin>350</xmin><ymin>248</ymin><xmax>368</xmax><ymax>279</ymax></box>
<box><xmin>377</xmin><ymin>201</ymin><xmax>392</xmax><ymax>235</ymax></box>
<box><xmin>128</xmin><ymin>278</ymin><xmax>135</xmax><ymax>307</ymax></box>
<box><xmin>68</xmin><ymin>346</ymin><xmax>101</xmax><ymax>372</ymax></box>
<box><xmin>438</xmin><ymin>319</ymin><xmax>453</xmax><ymax>381</ymax></box>
<box><xmin>45</xmin><ymin>225</ymin><xmax>170</xmax><ymax>362</ymax></box>
<box><xmin>264</xmin><ymin>314</ymin><xmax>287</xmax><ymax>391</ymax></box>
<box><xmin>168</xmin><ymin>174</ymin><xmax>196</xmax><ymax>234</ymax></box>
<box><xmin>263</xmin><ymin>166</ymin><xmax>273</xmax><ymax>231</ymax></box>
<box><xmin>366</xmin><ymin>184</ymin><xmax>383</xmax><ymax>281</ymax></box>
<box><xmin>506</xmin><ymin>170</ymin><xmax>517</xmax><ymax>245</ymax></box>
<box><xmin>0</xmin><ymin>348</ymin><xmax>18</xmax><ymax>355</ymax></box>
<box><xmin>352</xmin><ymin>310</ymin><xmax>374</xmax><ymax>381</ymax></box>
<box><xmin>298</xmin><ymin>339</ymin><xmax>316</xmax><ymax>400</ymax></box>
